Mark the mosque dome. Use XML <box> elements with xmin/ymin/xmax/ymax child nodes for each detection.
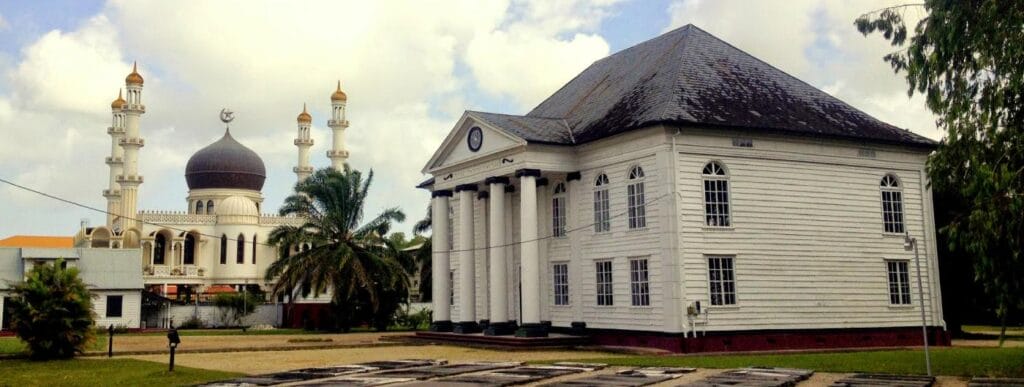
<box><xmin>297</xmin><ymin>104</ymin><xmax>312</xmax><ymax>123</ymax></box>
<box><xmin>126</xmin><ymin>62</ymin><xmax>144</xmax><ymax>85</ymax></box>
<box><xmin>331</xmin><ymin>81</ymin><xmax>347</xmax><ymax>102</ymax></box>
<box><xmin>185</xmin><ymin>129</ymin><xmax>266</xmax><ymax>191</ymax></box>
<box><xmin>111</xmin><ymin>90</ymin><xmax>126</xmax><ymax>109</ymax></box>
<box><xmin>217</xmin><ymin>196</ymin><xmax>259</xmax><ymax>217</ymax></box>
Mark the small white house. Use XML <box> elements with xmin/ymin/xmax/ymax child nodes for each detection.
<box><xmin>0</xmin><ymin>247</ymin><xmax>144</xmax><ymax>330</ymax></box>
<box><xmin>419</xmin><ymin>24</ymin><xmax>946</xmax><ymax>352</ymax></box>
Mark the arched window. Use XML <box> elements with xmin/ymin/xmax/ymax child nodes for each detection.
<box><xmin>195</xmin><ymin>201</ymin><xmax>204</xmax><ymax>214</ymax></box>
<box><xmin>183</xmin><ymin>234</ymin><xmax>195</xmax><ymax>265</ymax></box>
<box><xmin>153</xmin><ymin>234</ymin><xmax>166</xmax><ymax>265</ymax></box>
<box><xmin>552</xmin><ymin>182</ymin><xmax>567</xmax><ymax>237</ymax></box>
<box><xmin>207</xmin><ymin>200</ymin><xmax>215</xmax><ymax>215</ymax></box>
<box><xmin>252</xmin><ymin>234</ymin><xmax>257</xmax><ymax>264</ymax></box>
<box><xmin>593</xmin><ymin>173</ymin><xmax>610</xmax><ymax>232</ymax></box>
<box><xmin>702</xmin><ymin>162</ymin><xmax>730</xmax><ymax>227</ymax></box>
<box><xmin>627</xmin><ymin>166</ymin><xmax>646</xmax><ymax>229</ymax></box>
<box><xmin>236</xmin><ymin>233</ymin><xmax>245</xmax><ymax>264</ymax></box>
<box><xmin>880</xmin><ymin>174</ymin><xmax>904</xmax><ymax>233</ymax></box>
<box><xmin>220</xmin><ymin>234</ymin><xmax>227</xmax><ymax>264</ymax></box>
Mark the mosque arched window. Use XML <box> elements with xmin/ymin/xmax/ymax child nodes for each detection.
<box><xmin>153</xmin><ymin>234</ymin><xmax>166</xmax><ymax>265</ymax></box>
<box><xmin>220</xmin><ymin>235</ymin><xmax>227</xmax><ymax>264</ymax></box>
<box><xmin>195</xmin><ymin>201</ymin><xmax>204</xmax><ymax>214</ymax></box>
<box><xmin>207</xmin><ymin>200</ymin><xmax>215</xmax><ymax>215</ymax></box>
<box><xmin>184</xmin><ymin>234</ymin><xmax>195</xmax><ymax>265</ymax></box>
<box><xmin>252</xmin><ymin>234</ymin><xmax>257</xmax><ymax>264</ymax></box>
<box><xmin>236</xmin><ymin>233</ymin><xmax>245</xmax><ymax>264</ymax></box>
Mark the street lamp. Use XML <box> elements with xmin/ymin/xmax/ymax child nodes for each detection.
<box><xmin>904</xmin><ymin>232</ymin><xmax>932</xmax><ymax>376</ymax></box>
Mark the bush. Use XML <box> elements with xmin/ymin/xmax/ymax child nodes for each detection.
<box><xmin>394</xmin><ymin>306</ymin><xmax>431</xmax><ymax>330</ymax></box>
<box><xmin>8</xmin><ymin>258</ymin><xmax>95</xmax><ymax>359</ymax></box>
<box><xmin>212</xmin><ymin>292</ymin><xmax>261</xmax><ymax>328</ymax></box>
<box><xmin>177</xmin><ymin>316</ymin><xmax>205</xmax><ymax>329</ymax></box>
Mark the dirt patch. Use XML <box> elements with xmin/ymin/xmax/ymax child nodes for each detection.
<box><xmin>125</xmin><ymin>344</ymin><xmax>625</xmax><ymax>375</ymax></box>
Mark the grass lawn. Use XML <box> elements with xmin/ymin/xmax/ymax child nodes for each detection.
<box><xmin>0</xmin><ymin>358</ymin><xmax>241</xmax><ymax>386</ymax></box>
<box><xmin>0</xmin><ymin>337</ymin><xmax>105</xmax><ymax>356</ymax></box>
<box><xmin>551</xmin><ymin>347</ymin><xmax>1024</xmax><ymax>377</ymax></box>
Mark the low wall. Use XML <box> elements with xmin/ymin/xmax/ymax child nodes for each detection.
<box><xmin>145</xmin><ymin>303</ymin><xmax>282</xmax><ymax>328</ymax></box>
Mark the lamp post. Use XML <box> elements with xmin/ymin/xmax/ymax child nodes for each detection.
<box><xmin>904</xmin><ymin>232</ymin><xmax>932</xmax><ymax>376</ymax></box>
<box><xmin>166</xmin><ymin>328</ymin><xmax>180</xmax><ymax>372</ymax></box>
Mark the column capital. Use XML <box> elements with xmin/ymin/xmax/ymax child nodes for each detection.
<box><xmin>484</xmin><ymin>176</ymin><xmax>510</xmax><ymax>185</ymax></box>
<box><xmin>454</xmin><ymin>183</ymin><xmax>478</xmax><ymax>192</ymax></box>
<box><xmin>566</xmin><ymin>171</ymin><xmax>582</xmax><ymax>181</ymax></box>
<box><xmin>477</xmin><ymin>191</ymin><xmax>490</xmax><ymax>200</ymax></box>
<box><xmin>431</xmin><ymin>190</ymin><xmax>453</xmax><ymax>198</ymax></box>
<box><xmin>536</xmin><ymin>177</ymin><xmax>549</xmax><ymax>187</ymax></box>
<box><xmin>515</xmin><ymin>168</ymin><xmax>541</xmax><ymax>178</ymax></box>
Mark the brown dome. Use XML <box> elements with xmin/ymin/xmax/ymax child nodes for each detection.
<box><xmin>111</xmin><ymin>90</ymin><xmax>126</xmax><ymax>109</ymax></box>
<box><xmin>297</xmin><ymin>103</ymin><xmax>312</xmax><ymax>123</ymax></box>
<box><xmin>185</xmin><ymin>129</ymin><xmax>266</xmax><ymax>191</ymax></box>
<box><xmin>331</xmin><ymin>80</ymin><xmax>347</xmax><ymax>102</ymax></box>
<box><xmin>125</xmin><ymin>62</ymin><xmax>144</xmax><ymax>85</ymax></box>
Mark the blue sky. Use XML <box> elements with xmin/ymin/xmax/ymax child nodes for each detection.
<box><xmin>0</xmin><ymin>1</ymin><xmax>937</xmax><ymax>239</ymax></box>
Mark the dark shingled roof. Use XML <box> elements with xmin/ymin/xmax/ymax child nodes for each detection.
<box><xmin>185</xmin><ymin>129</ymin><xmax>267</xmax><ymax>191</ymax></box>
<box><xmin>483</xmin><ymin>24</ymin><xmax>935</xmax><ymax>147</ymax></box>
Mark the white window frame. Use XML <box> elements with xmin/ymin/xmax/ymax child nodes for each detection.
<box><xmin>886</xmin><ymin>259</ymin><xmax>912</xmax><ymax>305</ymax></box>
<box><xmin>702</xmin><ymin>162</ymin><xmax>731</xmax><ymax>227</ymax></box>
<box><xmin>629</xmin><ymin>257</ymin><xmax>650</xmax><ymax>306</ymax></box>
<box><xmin>595</xmin><ymin>260</ymin><xmax>613</xmax><ymax>306</ymax></box>
<box><xmin>593</xmin><ymin>174</ymin><xmax>610</xmax><ymax>233</ymax></box>
<box><xmin>552</xmin><ymin>182</ymin><xmax>567</xmax><ymax>238</ymax></box>
<box><xmin>552</xmin><ymin>262</ymin><xmax>569</xmax><ymax>306</ymax></box>
<box><xmin>627</xmin><ymin>166</ymin><xmax>646</xmax><ymax>230</ymax></box>
<box><xmin>880</xmin><ymin>174</ymin><xmax>905</xmax><ymax>234</ymax></box>
<box><xmin>707</xmin><ymin>255</ymin><xmax>737</xmax><ymax>306</ymax></box>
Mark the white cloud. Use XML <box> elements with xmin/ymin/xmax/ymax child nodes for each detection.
<box><xmin>0</xmin><ymin>13</ymin><xmax>8</xmax><ymax>31</ymax></box>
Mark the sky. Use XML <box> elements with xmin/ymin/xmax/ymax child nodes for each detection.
<box><xmin>0</xmin><ymin>0</ymin><xmax>939</xmax><ymax>239</ymax></box>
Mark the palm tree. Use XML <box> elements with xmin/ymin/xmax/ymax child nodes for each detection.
<box><xmin>266</xmin><ymin>167</ymin><xmax>407</xmax><ymax>330</ymax></box>
<box><xmin>412</xmin><ymin>205</ymin><xmax>433</xmax><ymax>301</ymax></box>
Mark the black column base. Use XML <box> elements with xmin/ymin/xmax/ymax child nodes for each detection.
<box><xmin>570</xmin><ymin>321</ymin><xmax>587</xmax><ymax>336</ymax></box>
<box><xmin>478</xmin><ymin>319</ymin><xmax>490</xmax><ymax>331</ymax></box>
<box><xmin>515</xmin><ymin>323</ymin><xmax>549</xmax><ymax>338</ymax></box>
<box><xmin>429</xmin><ymin>320</ymin><xmax>453</xmax><ymax>332</ymax></box>
<box><xmin>453</xmin><ymin>321</ymin><xmax>481</xmax><ymax>334</ymax></box>
<box><xmin>484</xmin><ymin>321</ymin><xmax>516</xmax><ymax>336</ymax></box>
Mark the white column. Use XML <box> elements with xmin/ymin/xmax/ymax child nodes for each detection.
<box><xmin>430</xmin><ymin>191</ymin><xmax>453</xmax><ymax>331</ymax></box>
<box><xmin>485</xmin><ymin>177</ymin><xmax>511</xmax><ymax>335</ymax></box>
<box><xmin>454</xmin><ymin>185</ymin><xmax>479</xmax><ymax>333</ymax></box>
<box><xmin>517</xmin><ymin>169</ymin><xmax>546</xmax><ymax>337</ymax></box>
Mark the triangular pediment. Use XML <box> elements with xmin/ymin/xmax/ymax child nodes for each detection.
<box><xmin>422</xmin><ymin>112</ymin><xmax>527</xmax><ymax>173</ymax></box>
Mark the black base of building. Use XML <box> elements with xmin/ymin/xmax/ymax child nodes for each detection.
<box><xmin>453</xmin><ymin>321</ymin><xmax>481</xmax><ymax>334</ymax></box>
<box><xmin>484</xmin><ymin>321</ymin><xmax>516</xmax><ymax>336</ymax></box>
<box><xmin>515</xmin><ymin>323</ymin><xmax>549</xmax><ymax>338</ymax></box>
<box><xmin>429</xmin><ymin>320</ymin><xmax>453</xmax><ymax>332</ymax></box>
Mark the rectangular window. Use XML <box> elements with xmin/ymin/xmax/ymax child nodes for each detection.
<box><xmin>552</xmin><ymin>196</ymin><xmax>566</xmax><ymax>237</ymax></box>
<box><xmin>552</xmin><ymin>263</ymin><xmax>569</xmax><ymax>306</ymax></box>
<box><xmin>106</xmin><ymin>295</ymin><xmax>123</xmax><ymax>318</ymax></box>
<box><xmin>708</xmin><ymin>256</ymin><xmax>736</xmax><ymax>306</ymax></box>
<box><xmin>627</xmin><ymin>182</ymin><xmax>646</xmax><ymax>229</ymax></box>
<box><xmin>596</xmin><ymin>260</ymin><xmax>613</xmax><ymax>306</ymax></box>
<box><xmin>882</xmin><ymin>190</ymin><xmax>905</xmax><ymax>233</ymax></box>
<box><xmin>630</xmin><ymin>257</ymin><xmax>650</xmax><ymax>306</ymax></box>
<box><xmin>886</xmin><ymin>260</ymin><xmax>911</xmax><ymax>305</ymax></box>
<box><xmin>593</xmin><ymin>189</ymin><xmax>610</xmax><ymax>232</ymax></box>
<box><xmin>704</xmin><ymin>179</ymin><xmax>731</xmax><ymax>227</ymax></box>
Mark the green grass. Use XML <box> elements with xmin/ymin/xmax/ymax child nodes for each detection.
<box><xmin>550</xmin><ymin>347</ymin><xmax>1024</xmax><ymax>377</ymax></box>
<box><xmin>0</xmin><ymin>358</ymin><xmax>241</xmax><ymax>386</ymax></box>
<box><xmin>0</xmin><ymin>337</ymin><xmax>106</xmax><ymax>356</ymax></box>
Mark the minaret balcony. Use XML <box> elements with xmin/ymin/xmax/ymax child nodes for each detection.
<box><xmin>294</xmin><ymin>138</ymin><xmax>314</xmax><ymax>146</ymax></box>
<box><xmin>293</xmin><ymin>166</ymin><xmax>314</xmax><ymax>173</ymax></box>
<box><xmin>124</xmin><ymin>104</ymin><xmax>146</xmax><ymax>113</ymax></box>
<box><xmin>107</xmin><ymin>127</ymin><xmax>125</xmax><ymax>135</ymax></box>
<box><xmin>117</xmin><ymin>175</ymin><xmax>144</xmax><ymax>184</ymax></box>
<box><xmin>105</xmin><ymin>156</ymin><xmax>124</xmax><ymax>165</ymax></box>
<box><xmin>328</xmin><ymin>119</ymin><xmax>349</xmax><ymax>128</ymax></box>
<box><xmin>327</xmin><ymin>149</ymin><xmax>350</xmax><ymax>159</ymax></box>
<box><xmin>119</xmin><ymin>138</ymin><xmax>145</xmax><ymax>147</ymax></box>
<box><xmin>102</xmin><ymin>189</ymin><xmax>121</xmax><ymax>198</ymax></box>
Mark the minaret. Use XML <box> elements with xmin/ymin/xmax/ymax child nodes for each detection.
<box><xmin>117</xmin><ymin>62</ymin><xmax>146</xmax><ymax>232</ymax></box>
<box><xmin>103</xmin><ymin>90</ymin><xmax>127</xmax><ymax>228</ymax></box>
<box><xmin>327</xmin><ymin>81</ymin><xmax>349</xmax><ymax>171</ymax></box>
<box><xmin>293</xmin><ymin>104</ymin><xmax>314</xmax><ymax>182</ymax></box>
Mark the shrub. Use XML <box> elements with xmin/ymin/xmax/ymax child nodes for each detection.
<box><xmin>177</xmin><ymin>316</ymin><xmax>205</xmax><ymax>329</ymax></box>
<box><xmin>8</xmin><ymin>258</ymin><xmax>95</xmax><ymax>359</ymax></box>
<box><xmin>212</xmin><ymin>292</ymin><xmax>261</xmax><ymax>328</ymax></box>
